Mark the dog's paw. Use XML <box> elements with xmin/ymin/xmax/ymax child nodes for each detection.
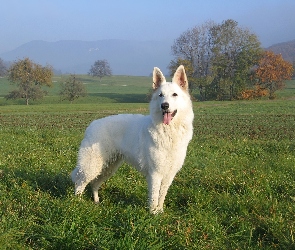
<box><xmin>93</xmin><ymin>197</ymin><xmax>100</xmax><ymax>204</ymax></box>
<box><xmin>150</xmin><ymin>207</ymin><xmax>164</xmax><ymax>215</ymax></box>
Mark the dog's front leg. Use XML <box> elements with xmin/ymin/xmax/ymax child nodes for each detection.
<box><xmin>147</xmin><ymin>172</ymin><xmax>162</xmax><ymax>214</ymax></box>
<box><xmin>157</xmin><ymin>175</ymin><xmax>175</xmax><ymax>212</ymax></box>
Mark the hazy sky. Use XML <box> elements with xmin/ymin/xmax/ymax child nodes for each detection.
<box><xmin>1</xmin><ymin>0</ymin><xmax>295</xmax><ymax>54</ymax></box>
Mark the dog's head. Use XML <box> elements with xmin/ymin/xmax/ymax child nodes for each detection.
<box><xmin>150</xmin><ymin>65</ymin><xmax>192</xmax><ymax>125</ymax></box>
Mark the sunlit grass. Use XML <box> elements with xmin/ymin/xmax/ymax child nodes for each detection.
<box><xmin>0</xmin><ymin>76</ymin><xmax>295</xmax><ymax>248</ymax></box>
<box><xmin>0</xmin><ymin>97</ymin><xmax>295</xmax><ymax>248</ymax></box>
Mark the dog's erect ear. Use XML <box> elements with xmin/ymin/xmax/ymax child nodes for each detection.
<box><xmin>172</xmin><ymin>65</ymin><xmax>188</xmax><ymax>91</ymax></box>
<box><xmin>153</xmin><ymin>67</ymin><xmax>166</xmax><ymax>89</ymax></box>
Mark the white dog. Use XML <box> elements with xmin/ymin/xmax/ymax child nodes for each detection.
<box><xmin>71</xmin><ymin>65</ymin><xmax>194</xmax><ymax>214</ymax></box>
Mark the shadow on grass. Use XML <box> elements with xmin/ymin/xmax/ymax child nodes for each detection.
<box><xmin>11</xmin><ymin>168</ymin><xmax>145</xmax><ymax>207</ymax></box>
<box><xmin>103</xmin><ymin>185</ymin><xmax>145</xmax><ymax>207</ymax></box>
<box><xmin>12</xmin><ymin>168</ymin><xmax>72</xmax><ymax>198</ymax></box>
<box><xmin>89</xmin><ymin>93</ymin><xmax>149</xmax><ymax>103</ymax></box>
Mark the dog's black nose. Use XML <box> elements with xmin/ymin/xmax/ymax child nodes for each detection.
<box><xmin>161</xmin><ymin>102</ymin><xmax>169</xmax><ymax>110</ymax></box>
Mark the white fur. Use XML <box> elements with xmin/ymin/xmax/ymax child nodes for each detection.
<box><xmin>71</xmin><ymin>65</ymin><xmax>194</xmax><ymax>214</ymax></box>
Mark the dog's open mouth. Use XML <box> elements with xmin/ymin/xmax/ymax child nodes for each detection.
<box><xmin>162</xmin><ymin>110</ymin><xmax>177</xmax><ymax>125</ymax></box>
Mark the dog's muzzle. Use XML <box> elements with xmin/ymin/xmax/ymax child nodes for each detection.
<box><xmin>161</xmin><ymin>102</ymin><xmax>177</xmax><ymax>125</ymax></box>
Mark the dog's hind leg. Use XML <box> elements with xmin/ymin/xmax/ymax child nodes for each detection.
<box><xmin>91</xmin><ymin>158</ymin><xmax>123</xmax><ymax>204</ymax></box>
<box><xmin>72</xmin><ymin>143</ymin><xmax>108</xmax><ymax>197</ymax></box>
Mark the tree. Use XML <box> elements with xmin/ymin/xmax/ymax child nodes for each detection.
<box><xmin>254</xmin><ymin>51</ymin><xmax>294</xmax><ymax>99</ymax></box>
<box><xmin>239</xmin><ymin>85</ymin><xmax>269</xmax><ymax>100</ymax></box>
<box><xmin>171</xmin><ymin>19</ymin><xmax>262</xmax><ymax>100</ymax></box>
<box><xmin>209</xmin><ymin>19</ymin><xmax>262</xmax><ymax>99</ymax></box>
<box><xmin>59</xmin><ymin>75</ymin><xmax>87</xmax><ymax>103</ymax></box>
<box><xmin>0</xmin><ymin>58</ymin><xmax>7</xmax><ymax>76</ymax></box>
<box><xmin>171</xmin><ymin>21</ymin><xmax>215</xmax><ymax>94</ymax></box>
<box><xmin>6</xmin><ymin>58</ymin><xmax>53</xmax><ymax>105</ymax></box>
<box><xmin>88</xmin><ymin>59</ymin><xmax>112</xmax><ymax>81</ymax></box>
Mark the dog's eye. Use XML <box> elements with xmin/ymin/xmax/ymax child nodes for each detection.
<box><xmin>159</xmin><ymin>93</ymin><xmax>164</xmax><ymax>97</ymax></box>
<box><xmin>172</xmin><ymin>93</ymin><xmax>178</xmax><ymax>97</ymax></box>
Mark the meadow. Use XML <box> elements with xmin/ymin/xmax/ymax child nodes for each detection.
<box><xmin>0</xmin><ymin>75</ymin><xmax>295</xmax><ymax>249</ymax></box>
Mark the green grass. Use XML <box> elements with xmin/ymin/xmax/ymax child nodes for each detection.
<box><xmin>0</xmin><ymin>75</ymin><xmax>152</xmax><ymax>105</ymax></box>
<box><xmin>0</xmin><ymin>76</ymin><xmax>295</xmax><ymax>249</ymax></box>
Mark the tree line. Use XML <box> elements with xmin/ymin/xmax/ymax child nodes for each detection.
<box><xmin>0</xmin><ymin>19</ymin><xmax>293</xmax><ymax>104</ymax></box>
<box><xmin>0</xmin><ymin>58</ymin><xmax>112</xmax><ymax>105</ymax></box>
<box><xmin>169</xmin><ymin>19</ymin><xmax>294</xmax><ymax>100</ymax></box>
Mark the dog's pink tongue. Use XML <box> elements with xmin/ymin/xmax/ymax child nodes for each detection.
<box><xmin>163</xmin><ymin>112</ymin><xmax>172</xmax><ymax>125</ymax></box>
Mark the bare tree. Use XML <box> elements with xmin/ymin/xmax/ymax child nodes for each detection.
<box><xmin>171</xmin><ymin>21</ymin><xmax>215</xmax><ymax>86</ymax></box>
<box><xmin>88</xmin><ymin>59</ymin><xmax>112</xmax><ymax>81</ymax></box>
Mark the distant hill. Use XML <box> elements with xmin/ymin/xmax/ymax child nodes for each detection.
<box><xmin>266</xmin><ymin>39</ymin><xmax>295</xmax><ymax>63</ymax></box>
<box><xmin>3</xmin><ymin>39</ymin><xmax>294</xmax><ymax>76</ymax></box>
<box><xmin>0</xmin><ymin>40</ymin><xmax>172</xmax><ymax>76</ymax></box>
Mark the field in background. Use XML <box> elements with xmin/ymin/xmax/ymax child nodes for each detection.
<box><xmin>0</xmin><ymin>75</ymin><xmax>153</xmax><ymax>105</ymax></box>
<box><xmin>1</xmin><ymin>75</ymin><xmax>294</xmax><ymax>104</ymax></box>
<box><xmin>0</xmin><ymin>75</ymin><xmax>295</xmax><ymax>249</ymax></box>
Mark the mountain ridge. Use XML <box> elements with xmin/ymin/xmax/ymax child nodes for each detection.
<box><xmin>1</xmin><ymin>38</ymin><xmax>295</xmax><ymax>76</ymax></box>
<box><xmin>266</xmin><ymin>39</ymin><xmax>295</xmax><ymax>63</ymax></box>
<box><xmin>0</xmin><ymin>39</ymin><xmax>173</xmax><ymax>76</ymax></box>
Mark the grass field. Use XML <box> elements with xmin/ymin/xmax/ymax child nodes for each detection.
<box><xmin>0</xmin><ymin>75</ymin><xmax>153</xmax><ymax>105</ymax></box>
<box><xmin>0</xmin><ymin>76</ymin><xmax>295</xmax><ymax>249</ymax></box>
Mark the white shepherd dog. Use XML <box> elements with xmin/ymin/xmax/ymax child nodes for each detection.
<box><xmin>71</xmin><ymin>65</ymin><xmax>194</xmax><ymax>214</ymax></box>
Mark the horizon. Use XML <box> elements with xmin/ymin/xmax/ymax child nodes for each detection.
<box><xmin>1</xmin><ymin>37</ymin><xmax>294</xmax><ymax>76</ymax></box>
<box><xmin>2</xmin><ymin>36</ymin><xmax>295</xmax><ymax>58</ymax></box>
<box><xmin>4</xmin><ymin>36</ymin><xmax>295</xmax><ymax>52</ymax></box>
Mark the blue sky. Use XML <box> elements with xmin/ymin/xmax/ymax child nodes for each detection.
<box><xmin>1</xmin><ymin>0</ymin><xmax>295</xmax><ymax>54</ymax></box>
